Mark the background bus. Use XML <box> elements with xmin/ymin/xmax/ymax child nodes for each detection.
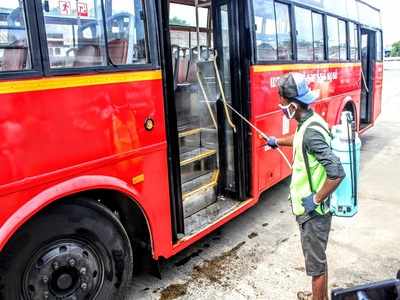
<box><xmin>0</xmin><ymin>0</ymin><xmax>382</xmax><ymax>299</ymax></box>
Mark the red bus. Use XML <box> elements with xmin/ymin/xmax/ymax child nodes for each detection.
<box><xmin>0</xmin><ymin>0</ymin><xmax>382</xmax><ymax>298</ymax></box>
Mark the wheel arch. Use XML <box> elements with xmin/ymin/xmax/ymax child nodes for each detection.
<box><xmin>0</xmin><ymin>176</ymin><xmax>154</xmax><ymax>260</ymax></box>
<box><xmin>336</xmin><ymin>96</ymin><xmax>358</xmax><ymax>126</ymax></box>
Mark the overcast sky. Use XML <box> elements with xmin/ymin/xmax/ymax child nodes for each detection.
<box><xmin>365</xmin><ymin>0</ymin><xmax>399</xmax><ymax>47</ymax></box>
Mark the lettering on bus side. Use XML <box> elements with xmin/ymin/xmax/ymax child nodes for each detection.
<box><xmin>270</xmin><ymin>71</ymin><xmax>338</xmax><ymax>89</ymax></box>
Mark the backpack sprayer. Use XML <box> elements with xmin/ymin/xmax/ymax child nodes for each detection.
<box><xmin>330</xmin><ymin>111</ymin><xmax>362</xmax><ymax>217</ymax></box>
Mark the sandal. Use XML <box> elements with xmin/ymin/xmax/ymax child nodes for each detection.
<box><xmin>297</xmin><ymin>291</ymin><xmax>313</xmax><ymax>300</ymax></box>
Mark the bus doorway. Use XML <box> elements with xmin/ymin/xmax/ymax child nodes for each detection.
<box><xmin>360</xmin><ymin>28</ymin><xmax>376</xmax><ymax>128</ymax></box>
<box><xmin>163</xmin><ymin>0</ymin><xmax>249</xmax><ymax>237</ymax></box>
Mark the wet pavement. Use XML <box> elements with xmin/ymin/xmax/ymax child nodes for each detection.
<box><xmin>126</xmin><ymin>69</ymin><xmax>400</xmax><ymax>299</ymax></box>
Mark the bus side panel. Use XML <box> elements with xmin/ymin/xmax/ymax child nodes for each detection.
<box><xmin>372</xmin><ymin>62</ymin><xmax>384</xmax><ymax>122</ymax></box>
<box><xmin>250</xmin><ymin>63</ymin><xmax>361</xmax><ymax>194</ymax></box>
<box><xmin>0</xmin><ymin>74</ymin><xmax>175</xmax><ymax>259</ymax></box>
<box><xmin>0</xmin><ymin>76</ymin><xmax>164</xmax><ymax>188</ymax></box>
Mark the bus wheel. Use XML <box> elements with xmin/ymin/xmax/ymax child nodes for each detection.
<box><xmin>0</xmin><ymin>198</ymin><xmax>133</xmax><ymax>300</ymax></box>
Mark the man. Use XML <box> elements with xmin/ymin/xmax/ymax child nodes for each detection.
<box><xmin>267</xmin><ymin>73</ymin><xmax>346</xmax><ymax>300</ymax></box>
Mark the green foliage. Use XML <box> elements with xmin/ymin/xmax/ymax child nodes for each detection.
<box><xmin>391</xmin><ymin>41</ymin><xmax>400</xmax><ymax>57</ymax></box>
<box><xmin>170</xmin><ymin>16</ymin><xmax>189</xmax><ymax>26</ymax></box>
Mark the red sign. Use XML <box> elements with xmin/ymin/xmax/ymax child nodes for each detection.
<box><xmin>59</xmin><ymin>0</ymin><xmax>71</xmax><ymax>15</ymax></box>
<box><xmin>77</xmin><ymin>2</ymin><xmax>88</xmax><ymax>17</ymax></box>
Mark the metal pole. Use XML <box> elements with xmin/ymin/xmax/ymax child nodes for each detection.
<box><xmin>195</xmin><ymin>0</ymin><xmax>200</xmax><ymax>61</ymax></box>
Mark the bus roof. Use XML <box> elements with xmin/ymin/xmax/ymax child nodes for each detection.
<box><xmin>289</xmin><ymin>0</ymin><xmax>381</xmax><ymax>29</ymax></box>
<box><xmin>171</xmin><ymin>0</ymin><xmax>382</xmax><ymax>30</ymax></box>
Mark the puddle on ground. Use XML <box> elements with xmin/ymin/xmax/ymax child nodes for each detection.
<box><xmin>192</xmin><ymin>241</ymin><xmax>246</xmax><ymax>284</ymax></box>
<box><xmin>158</xmin><ymin>241</ymin><xmax>247</xmax><ymax>299</ymax></box>
<box><xmin>159</xmin><ymin>283</ymin><xmax>188</xmax><ymax>300</ymax></box>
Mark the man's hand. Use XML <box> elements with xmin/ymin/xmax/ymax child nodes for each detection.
<box><xmin>302</xmin><ymin>194</ymin><xmax>318</xmax><ymax>214</ymax></box>
<box><xmin>266</xmin><ymin>136</ymin><xmax>279</xmax><ymax>149</ymax></box>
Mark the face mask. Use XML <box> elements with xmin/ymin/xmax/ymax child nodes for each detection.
<box><xmin>279</xmin><ymin>103</ymin><xmax>298</xmax><ymax>119</ymax></box>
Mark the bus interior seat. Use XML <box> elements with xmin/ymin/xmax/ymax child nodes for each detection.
<box><xmin>108</xmin><ymin>39</ymin><xmax>128</xmax><ymax>65</ymax></box>
<box><xmin>2</xmin><ymin>7</ymin><xmax>28</xmax><ymax>71</ymax></box>
<box><xmin>186</xmin><ymin>47</ymin><xmax>199</xmax><ymax>83</ymax></box>
<box><xmin>73</xmin><ymin>43</ymin><xmax>102</xmax><ymax>67</ymax></box>
<box><xmin>172</xmin><ymin>45</ymin><xmax>180</xmax><ymax>89</ymax></box>
<box><xmin>2</xmin><ymin>40</ymin><xmax>27</xmax><ymax>71</ymax></box>
<box><xmin>177</xmin><ymin>48</ymin><xmax>190</xmax><ymax>84</ymax></box>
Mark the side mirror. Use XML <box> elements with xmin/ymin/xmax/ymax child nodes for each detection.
<box><xmin>331</xmin><ymin>279</ymin><xmax>400</xmax><ymax>300</ymax></box>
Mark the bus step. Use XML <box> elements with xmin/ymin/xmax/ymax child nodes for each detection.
<box><xmin>182</xmin><ymin>170</ymin><xmax>219</xmax><ymax>199</ymax></box>
<box><xmin>177</xmin><ymin>116</ymin><xmax>200</xmax><ymax>132</ymax></box>
<box><xmin>184</xmin><ymin>197</ymin><xmax>240</xmax><ymax>236</ymax></box>
<box><xmin>180</xmin><ymin>147</ymin><xmax>217</xmax><ymax>167</ymax></box>
<box><xmin>183</xmin><ymin>185</ymin><xmax>217</xmax><ymax>218</ymax></box>
<box><xmin>179</xmin><ymin>128</ymin><xmax>201</xmax><ymax>138</ymax></box>
<box><xmin>180</xmin><ymin>167</ymin><xmax>216</xmax><ymax>185</ymax></box>
<box><xmin>178</xmin><ymin>128</ymin><xmax>218</xmax><ymax>155</ymax></box>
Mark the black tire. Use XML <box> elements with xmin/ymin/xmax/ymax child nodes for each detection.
<box><xmin>0</xmin><ymin>198</ymin><xmax>133</xmax><ymax>300</ymax></box>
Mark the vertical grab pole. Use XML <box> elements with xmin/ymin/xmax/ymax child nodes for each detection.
<box><xmin>195</xmin><ymin>0</ymin><xmax>200</xmax><ymax>60</ymax></box>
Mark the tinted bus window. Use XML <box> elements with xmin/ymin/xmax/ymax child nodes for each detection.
<box><xmin>338</xmin><ymin>20</ymin><xmax>347</xmax><ymax>61</ymax></box>
<box><xmin>0</xmin><ymin>0</ymin><xmax>30</xmax><ymax>71</ymax></box>
<box><xmin>253</xmin><ymin>0</ymin><xmax>277</xmax><ymax>61</ymax></box>
<box><xmin>41</xmin><ymin>0</ymin><xmax>107</xmax><ymax>68</ymax></box>
<box><xmin>349</xmin><ymin>22</ymin><xmax>359</xmax><ymax>60</ymax></box>
<box><xmin>327</xmin><ymin>16</ymin><xmax>339</xmax><ymax>61</ymax></box>
<box><xmin>312</xmin><ymin>12</ymin><xmax>325</xmax><ymax>61</ymax></box>
<box><xmin>105</xmin><ymin>0</ymin><xmax>149</xmax><ymax>65</ymax></box>
<box><xmin>376</xmin><ymin>31</ymin><xmax>383</xmax><ymax>61</ymax></box>
<box><xmin>275</xmin><ymin>2</ymin><xmax>292</xmax><ymax>61</ymax></box>
<box><xmin>295</xmin><ymin>7</ymin><xmax>313</xmax><ymax>61</ymax></box>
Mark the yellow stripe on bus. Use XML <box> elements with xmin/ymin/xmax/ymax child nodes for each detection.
<box><xmin>0</xmin><ymin>70</ymin><xmax>162</xmax><ymax>95</ymax></box>
<box><xmin>252</xmin><ymin>62</ymin><xmax>361</xmax><ymax>73</ymax></box>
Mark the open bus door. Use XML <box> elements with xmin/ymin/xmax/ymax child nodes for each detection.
<box><xmin>159</xmin><ymin>0</ymin><xmax>250</xmax><ymax>239</ymax></box>
<box><xmin>360</xmin><ymin>28</ymin><xmax>376</xmax><ymax>129</ymax></box>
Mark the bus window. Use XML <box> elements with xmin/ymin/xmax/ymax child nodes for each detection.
<box><xmin>312</xmin><ymin>12</ymin><xmax>325</xmax><ymax>61</ymax></box>
<box><xmin>0</xmin><ymin>0</ymin><xmax>30</xmax><ymax>71</ymax></box>
<box><xmin>253</xmin><ymin>0</ymin><xmax>293</xmax><ymax>61</ymax></box>
<box><xmin>295</xmin><ymin>7</ymin><xmax>313</xmax><ymax>61</ymax></box>
<box><xmin>253</xmin><ymin>0</ymin><xmax>277</xmax><ymax>61</ymax></box>
<box><xmin>376</xmin><ymin>31</ymin><xmax>383</xmax><ymax>61</ymax></box>
<box><xmin>41</xmin><ymin>0</ymin><xmax>107</xmax><ymax>68</ymax></box>
<box><xmin>275</xmin><ymin>2</ymin><xmax>292</xmax><ymax>61</ymax></box>
<box><xmin>349</xmin><ymin>22</ymin><xmax>359</xmax><ymax>61</ymax></box>
<box><xmin>105</xmin><ymin>0</ymin><xmax>149</xmax><ymax>65</ymax></box>
<box><xmin>338</xmin><ymin>20</ymin><xmax>347</xmax><ymax>61</ymax></box>
<box><xmin>327</xmin><ymin>16</ymin><xmax>339</xmax><ymax>61</ymax></box>
<box><xmin>169</xmin><ymin>3</ymin><xmax>208</xmax><ymax>28</ymax></box>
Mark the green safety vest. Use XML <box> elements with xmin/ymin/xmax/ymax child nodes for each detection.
<box><xmin>290</xmin><ymin>113</ymin><xmax>332</xmax><ymax>216</ymax></box>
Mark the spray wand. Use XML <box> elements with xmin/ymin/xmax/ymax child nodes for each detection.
<box><xmin>224</xmin><ymin>102</ymin><xmax>292</xmax><ymax>170</ymax></box>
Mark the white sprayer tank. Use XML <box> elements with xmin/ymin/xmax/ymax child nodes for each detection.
<box><xmin>330</xmin><ymin>112</ymin><xmax>362</xmax><ymax>217</ymax></box>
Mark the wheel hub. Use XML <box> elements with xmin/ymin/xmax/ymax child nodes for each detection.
<box><xmin>23</xmin><ymin>241</ymin><xmax>103</xmax><ymax>300</ymax></box>
<box><xmin>56</xmin><ymin>273</ymin><xmax>73</xmax><ymax>290</ymax></box>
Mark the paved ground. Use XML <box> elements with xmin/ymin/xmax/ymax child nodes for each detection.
<box><xmin>127</xmin><ymin>69</ymin><xmax>400</xmax><ymax>300</ymax></box>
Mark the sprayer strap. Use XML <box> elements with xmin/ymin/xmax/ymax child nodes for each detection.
<box><xmin>301</xmin><ymin>122</ymin><xmax>333</xmax><ymax>194</ymax></box>
<box><xmin>302</xmin><ymin>141</ymin><xmax>315</xmax><ymax>193</ymax></box>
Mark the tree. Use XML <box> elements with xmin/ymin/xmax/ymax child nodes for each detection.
<box><xmin>391</xmin><ymin>41</ymin><xmax>400</xmax><ymax>57</ymax></box>
<box><xmin>170</xmin><ymin>16</ymin><xmax>189</xmax><ymax>26</ymax></box>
